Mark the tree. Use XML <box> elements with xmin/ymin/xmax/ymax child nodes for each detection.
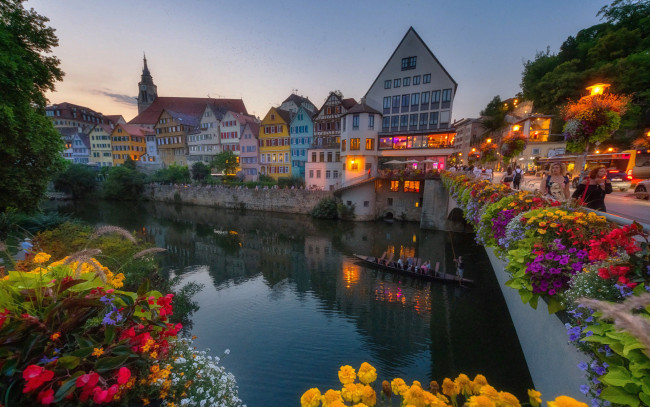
<box><xmin>480</xmin><ymin>96</ymin><xmax>511</xmax><ymax>138</ymax></box>
<box><xmin>149</xmin><ymin>165</ymin><xmax>190</xmax><ymax>184</ymax></box>
<box><xmin>211</xmin><ymin>151</ymin><xmax>238</xmax><ymax>175</ymax></box>
<box><xmin>0</xmin><ymin>0</ymin><xmax>65</xmax><ymax>213</ymax></box>
<box><xmin>102</xmin><ymin>166</ymin><xmax>145</xmax><ymax>200</ymax></box>
<box><xmin>52</xmin><ymin>163</ymin><xmax>96</xmax><ymax>198</ymax></box>
<box><xmin>191</xmin><ymin>162</ymin><xmax>210</xmax><ymax>182</ymax></box>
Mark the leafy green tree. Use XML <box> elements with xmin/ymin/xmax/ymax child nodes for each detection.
<box><xmin>310</xmin><ymin>198</ymin><xmax>338</xmax><ymax>219</ymax></box>
<box><xmin>480</xmin><ymin>95</ymin><xmax>511</xmax><ymax>138</ymax></box>
<box><xmin>191</xmin><ymin>162</ymin><xmax>210</xmax><ymax>182</ymax></box>
<box><xmin>211</xmin><ymin>151</ymin><xmax>238</xmax><ymax>175</ymax></box>
<box><xmin>52</xmin><ymin>163</ymin><xmax>97</xmax><ymax>198</ymax></box>
<box><xmin>0</xmin><ymin>0</ymin><xmax>65</xmax><ymax>212</ymax></box>
<box><xmin>122</xmin><ymin>156</ymin><xmax>137</xmax><ymax>170</ymax></box>
<box><xmin>149</xmin><ymin>165</ymin><xmax>190</xmax><ymax>184</ymax></box>
<box><xmin>102</xmin><ymin>166</ymin><xmax>145</xmax><ymax>200</ymax></box>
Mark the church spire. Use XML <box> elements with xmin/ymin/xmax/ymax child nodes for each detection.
<box><xmin>137</xmin><ymin>53</ymin><xmax>157</xmax><ymax>114</ymax></box>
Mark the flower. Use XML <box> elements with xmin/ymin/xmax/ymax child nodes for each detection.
<box><xmin>391</xmin><ymin>378</ymin><xmax>408</xmax><ymax>396</ymax></box>
<box><xmin>117</xmin><ymin>366</ymin><xmax>131</xmax><ymax>385</ymax></box>
<box><xmin>442</xmin><ymin>377</ymin><xmax>458</xmax><ymax>397</ymax></box>
<box><xmin>498</xmin><ymin>391</ymin><xmax>521</xmax><ymax>407</ymax></box>
<box><xmin>322</xmin><ymin>389</ymin><xmax>343</xmax><ymax>407</ymax></box>
<box><xmin>547</xmin><ymin>395</ymin><xmax>589</xmax><ymax>407</ymax></box>
<box><xmin>37</xmin><ymin>388</ymin><xmax>54</xmax><ymax>405</ymax></box>
<box><xmin>92</xmin><ymin>347</ymin><xmax>104</xmax><ymax>357</ymax></box>
<box><xmin>49</xmin><ymin>332</ymin><xmax>60</xmax><ymax>341</ymax></box>
<box><xmin>467</xmin><ymin>395</ymin><xmax>496</xmax><ymax>407</ymax></box>
<box><xmin>338</xmin><ymin>365</ymin><xmax>357</xmax><ymax>385</ymax></box>
<box><xmin>33</xmin><ymin>252</ymin><xmax>51</xmax><ymax>264</ymax></box>
<box><xmin>528</xmin><ymin>389</ymin><xmax>542</xmax><ymax>407</ymax></box>
<box><xmin>455</xmin><ymin>373</ymin><xmax>472</xmax><ymax>395</ymax></box>
<box><xmin>22</xmin><ymin>365</ymin><xmax>54</xmax><ymax>393</ymax></box>
<box><xmin>357</xmin><ymin>362</ymin><xmax>377</xmax><ymax>385</ymax></box>
<box><xmin>300</xmin><ymin>388</ymin><xmax>322</xmax><ymax>407</ymax></box>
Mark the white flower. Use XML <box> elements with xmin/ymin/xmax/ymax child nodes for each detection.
<box><xmin>224</xmin><ymin>349</ymin><xmax>230</xmax><ymax>355</ymax></box>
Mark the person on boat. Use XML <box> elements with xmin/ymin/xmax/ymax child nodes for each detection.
<box><xmin>421</xmin><ymin>260</ymin><xmax>430</xmax><ymax>275</ymax></box>
<box><xmin>454</xmin><ymin>256</ymin><xmax>464</xmax><ymax>285</ymax></box>
<box><xmin>397</xmin><ymin>257</ymin><xmax>404</xmax><ymax>269</ymax></box>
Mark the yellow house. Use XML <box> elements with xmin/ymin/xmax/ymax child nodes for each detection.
<box><xmin>111</xmin><ymin>124</ymin><xmax>152</xmax><ymax>166</ymax></box>
<box><xmin>259</xmin><ymin>107</ymin><xmax>292</xmax><ymax>179</ymax></box>
<box><xmin>89</xmin><ymin>124</ymin><xmax>114</xmax><ymax>167</ymax></box>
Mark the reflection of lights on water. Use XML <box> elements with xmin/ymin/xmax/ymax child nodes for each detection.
<box><xmin>342</xmin><ymin>261</ymin><xmax>360</xmax><ymax>289</ymax></box>
<box><xmin>374</xmin><ymin>283</ymin><xmax>431</xmax><ymax>313</ymax></box>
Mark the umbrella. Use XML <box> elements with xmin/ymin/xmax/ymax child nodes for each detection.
<box><xmin>404</xmin><ymin>159</ymin><xmax>420</xmax><ymax>164</ymax></box>
<box><xmin>420</xmin><ymin>159</ymin><xmax>436</xmax><ymax>163</ymax></box>
<box><xmin>384</xmin><ymin>160</ymin><xmax>404</xmax><ymax>165</ymax></box>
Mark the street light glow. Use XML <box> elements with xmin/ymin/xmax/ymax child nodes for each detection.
<box><xmin>586</xmin><ymin>83</ymin><xmax>610</xmax><ymax>96</ymax></box>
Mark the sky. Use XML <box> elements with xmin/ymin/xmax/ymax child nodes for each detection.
<box><xmin>28</xmin><ymin>0</ymin><xmax>610</xmax><ymax>122</ymax></box>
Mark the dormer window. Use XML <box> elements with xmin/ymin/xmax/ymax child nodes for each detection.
<box><xmin>401</xmin><ymin>56</ymin><xmax>416</xmax><ymax>70</ymax></box>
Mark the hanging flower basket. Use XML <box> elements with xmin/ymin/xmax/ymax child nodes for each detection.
<box><xmin>501</xmin><ymin>132</ymin><xmax>527</xmax><ymax>161</ymax></box>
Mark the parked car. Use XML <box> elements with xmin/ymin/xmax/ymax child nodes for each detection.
<box><xmin>634</xmin><ymin>179</ymin><xmax>650</xmax><ymax>200</ymax></box>
<box><xmin>571</xmin><ymin>168</ymin><xmax>632</xmax><ymax>192</ymax></box>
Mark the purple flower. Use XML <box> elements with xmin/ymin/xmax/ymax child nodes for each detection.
<box><xmin>578</xmin><ymin>362</ymin><xmax>588</xmax><ymax>371</ymax></box>
<box><xmin>580</xmin><ymin>384</ymin><xmax>590</xmax><ymax>395</ymax></box>
<box><xmin>548</xmin><ymin>289</ymin><xmax>557</xmax><ymax>296</ymax></box>
<box><xmin>546</xmin><ymin>252</ymin><xmax>555</xmax><ymax>261</ymax></box>
<box><xmin>102</xmin><ymin>311</ymin><xmax>116</xmax><ymax>325</ymax></box>
<box><xmin>553</xmin><ymin>280</ymin><xmax>563</xmax><ymax>288</ymax></box>
<box><xmin>592</xmin><ymin>377</ymin><xmax>600</xmax><ymax>384</ymax></box>
<box><xmin>39</xmin><ymin>356</ymin><xmax>58</xmax><ymax>364</ymax></box>
<box><xmin>576</xmin><ymin>250</ymin><xmax>588</xmax><ymax>259</ymax></box>
<box><xmin>534</xmin><ymin>255</ymin><xmax>544</xmax><ymax>263</ymax></box>
<box><xmin>592</xmin><ymin>398</ymin><xmax>601</xmax><ymax>407</ymax></box>
<box><xmin>584</xmin><ymin>330</ymin><xmax>594</xmax><ymax>337</ymax></box>
<box><xmin>568</xmin><ymin>247</ymin><xmax>577</xmax><ymax>253</ymax></box>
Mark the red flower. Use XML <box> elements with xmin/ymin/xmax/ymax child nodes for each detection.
<box><xmin>92</xmin><ymin>387</ymin><xmax>110</xmax><ymax>404</ymax></box>
<box><xmin>22</xmin><ymin>365</ymin><xmax>54</xmax><ymax>393</ymax></box>
<box><xmin>117</xmin><ymin>367</ymin><xmax>131</xmax><ymax>385</ymax></box>
<box><xmin>37</xmin><ymin>388</ymin><xmax>54</xmax><ymax>405</ymax></box>
<box><xmin>76</xmin><ymin>372</ymin><xmax>100</xmax><ymax>389</ymax></box>
<box><xmin>597</xmin><ymin>267</ymin><xmax>610</xmax><ymax>279</ymax></box>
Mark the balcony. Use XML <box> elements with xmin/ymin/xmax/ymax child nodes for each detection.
<box><xmin>378</xmin><ymin>168</ymin><xmax>441</xmax><ymax>180</ymax></box>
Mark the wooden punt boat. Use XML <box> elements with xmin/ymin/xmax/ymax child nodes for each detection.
<box><xmin>352</xmin><ymin>254</ymin><xmax>474</xmax><ymax>285</ymax></box>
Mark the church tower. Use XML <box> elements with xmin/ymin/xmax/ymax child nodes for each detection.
<box><xmin>137</xmin><ymin>53</ymin><xmax>157</xmax><ymax>114</ymax></box>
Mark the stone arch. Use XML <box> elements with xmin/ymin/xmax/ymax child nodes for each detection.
<box><xmin>383</xmin><ymin>211</ymin><xmax>394</xmax><ymax>220</ymax></box>
<box><xmin>447</xmin><ymin>207</ymin><xmax>465</xmax><ymax>222</ymax></box>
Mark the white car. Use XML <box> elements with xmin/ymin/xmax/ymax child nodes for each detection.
<box><xmin>634</xmin><ymin>179</ymin><xmax>650</xmax><ymax>200</ymax></box>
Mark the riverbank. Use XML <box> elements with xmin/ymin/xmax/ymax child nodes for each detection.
<box><xmin>144</xmin><ymin>184</ymin><xmax>332</xmax><ymax>214</ymax></box>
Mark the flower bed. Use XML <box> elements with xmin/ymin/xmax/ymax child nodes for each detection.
<box><xmin>0</xmin><ymin>246</ymin><xmax>243</xmax><ymax>405</ymax></box>
<box><xmin>442</xmin><ymin>172</ymin><xmax>650</xmax><ymax>406</ymax></box>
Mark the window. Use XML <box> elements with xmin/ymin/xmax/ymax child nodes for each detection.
<box><xmin>392</xmin><ymin>96</ymin><xmax>400</xmax><ymax>108</ymax></box>
<box><xmin>342</xmin><ymin>139</ymin><xmax>346</xmax><ymax>151</ymax></box>
<box><xmin>317</xmin><ymin>170</ymin><xmax>321</xmax><ymax>178</ymax></box>
<box><xmin>352</xmin><ymin>114</ymin><xmax>359</xmax><ymax>129</ymax></box>
<box><xmin>350</xmin><ymin>162</ymin><xmax>358</xmax><ymax>170</ymax></box>
<box><xmin>401</xmin><ymin>56</ymin><xmax>416</xmax><ymax>70</ymax></box>
<box><xmin>327</xmin><ymin>152</ymin><xmax>332</xmax><ymax>162</ymax></box>
<box><xmin>364</xmin><ymin>201</ymin><xmax>369</xmax><ymax>207</ymax></box>
<box><xmin>309</xmin><ymin>170</ymin><xmax>314</xmax><ymax>178</ymax></box>
<box><xmin>326</xmin><ymin>170</ymin><xmax>331</xmax><ymax>179</ymax></box>
<box><xmin>368</xmin><ymin>114</ymin><xmax>374</xmax><ymax>129</ymax></box>
<box><xmin>391</xmin><ymin>116</ymin><xmax>399</xmax><ymax>128</ymax></box>
<box><xmin>402</xmin><ymin>95</ymin><xmax>410</xmax><ymax>107</ymax></box>
<box><xmin>394</xmin><ymin>78</ymin><xmax>401</xmax><ymax>88</ymax></box>
<box><xmin>387</xmin><ymin>197</ymin><xmax>393</xmax><ymax>205</ymax></box>
<box><xmin>350</xmin><ymin>138</ymin><xmax>360</xmax><ymax>150</ymax></box>
<box><xmin>430</xmin><ymin>112</ymin><xmax>439</xmax><ymax>125</ymax></box>
<box><xmin>365</xmin><ymin>138</ymin><xmax>374</xmax><ymax>150</ymax></box>
<box><xmin>404</xmin><ymin>181</ymin><xmax>420</xmax><ymax>192</ymax></box>
<box><xmin>419</xmin><ymin>113</ymin><xmax>428</xmax><ymax>126</ymax></box>
<box><xmin>384</xmin><ymin>80</ymin><xmax>391</xmax><ymax>89</ymax></box>
<box><xmin>413</xmin><ymin>75</ymin><xmax>421</xmax><ymax>85</ymax></box>
<box><xmin>382</xmin><ymin>117</ymin><xmax>390</xmax><ymax>130</ymax></box>
<box><xmin>400</xmin><ymin>115</ymin><xmax>408</xmax><ymax>127</ymax></box>
<box><xmin>327</xmin><ymin>107</ymin><xmax>332</xmax><ymax>115</ymax></box>
<box><xmin>311</xmin><ymin>152</ymin><xmax>316</xmax><ymax>162</ymax></box>
<box><xmin>319</xmin><ymin>152</ymin><xmax>325</xmax><ymax>162</ymax></box>
<box><xmin>383</xmin><ymin>97</ymin><xmax>391</xmax><ymax>109</ymax></box>
<box><xmin>390</xmin><ymin>181</ymin><xmax>399</xmax><ymax>192</ymax></box>
<box><xmin>421</xmin><ymin>91</ymin><xmax>429</xmax><ymax>104</ymax></box>
<box><xmin>423</xmin><ymin>74</ymin><xmax>431</xmax><ymax>83</ymax></box>
<box><xmin>333</xmin><ymin>170</ymin><xmax>339</xmax><ymax>178</ymax></box>
<box><xmin>440</xmin><ymin>111</ymin><xmax>450</xmax><ymax>124</ymax></box>
<box><xmin>403</xmin><ymin>77</ymin><xmax>411</xmax><ymax>86</ymax></box>
<box><xmin>442</xmin><ymin>89</ymin><xmax>452</xmax><ymax>102</ymax></box>
<box><xmin>411</xmin><ymin>93</ymin><xmax>419</xmax><ymax>105</ymax></box>
<box><xmin>432</xmin><ymin>90</ymin><xmax>441</xmax><ymax>103</ymax></box>
<box><xmin>410</xmin><ymin>114</ymin><xmax>418</xmax><ymax>126</ymax></box>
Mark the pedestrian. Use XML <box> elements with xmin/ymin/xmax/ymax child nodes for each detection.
<box><xmin>541</xmin><ymin>162</ymin><xmax>570</xmax><ymax>202</ymax></box>
<box><xmin>513</xmin><ymin>165</ymin><xmax>523</xmax><ymax>190</ymax></box>
<box><xmin>18</xmin><ymin>238</ymin><xmax>33</xmax><ymax>261</ymax></box>
<box><xmin>502</xmin><ymin>166</ymin><xmax>514</xmax><ymax>186</ymax></box>
<box><xmin>454</xmin><ymin>256</ymin><xmax>464</xmax><ymax>285</ymax></box>
<box><xmin>473</xmin><ymin>166</ymin><xmax>482</xmax><ymax>178</ymax></box>
<box><xmin>485</xmin><ymin>167</ymin><xmax>493</xmax><ymax>180</ymax></box>
<box><xmin>572</xmin><ymin>166</ymin><xmax>612</xmax><ymax>211</ymax></box>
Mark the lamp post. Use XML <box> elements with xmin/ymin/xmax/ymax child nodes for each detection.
<box><xmin>573</xmin><ymin>83</ymin><xmax>611</xmax><ymax>177</ymax></box>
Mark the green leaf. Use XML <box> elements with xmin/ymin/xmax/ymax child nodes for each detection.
<box><xmin>546</xmin><ymin>296</ymin><xmax>564</xmax><ymax>314</ymax></box>
<box><xmin>104</xmin><ymin>325</ymin><xmax>116</xmax><ymax>345</ymax></box>
<box><xmin>529</xmin><ymin>295</ymin><xmax>539</xmax><ymax>310</ymax></box>
<box><xmin>94</xmin><ymin>354</ymin><xmax>129</xmax><ymax>373</ymax></box>
<box><xmin>56</xmin><ymin>356</ymin><xmax>80</xmax><ymax>370</ymax></box>
<box><xmin>109</xmin><ymin>345</ymin><xmax>135</xmax><ymax>356</ymax></box>
<box><xmin>586</xmin><ymin>324</ymin><xmax>605</xmax><ymax>335</ymax></box>
<box><xmin>600</xmin><ymin>385</ymin><xmax>639</xmax><ymax>407</ymax></box>
<box><xmin>137</xmin><ymin>280</ymin><xmax>150</xmax><ymax>297</ymax></box>
<box><xmin>639</xmin><ymin>391</ymin><xmax>650</xmax><ymax>407</ymax></box>
<box><xmin>70</xmin><ymin>346</ymin><xmax>95</xmax><ymax>358</ymax></box>
<box><xmin>505</xmin><ymin>279</ymin><xmax>521</xmax><ymax>289</ymax></box>
<box><xmin>54</xmin><ymin>371</ymin><xmax>84</xmax><ymax>402</ymax></box>
<box><xmin>1</xmin><ymin>358</ymin><xmax>18</xmax><ymax>376</ymax></box>
<box><xmin>601</xmin><ymin>366</ymin><xmax>634</xmax><ymax>387</ymax></box>
<box><xmin>519</xmin><ymin>288</ymin><xmax>533</xmax><ymax>304</ymax></box>
<box><xmin>623</xmin><ymin>341</ymin><xmax>647</xmax><ymax>356</ymax></box>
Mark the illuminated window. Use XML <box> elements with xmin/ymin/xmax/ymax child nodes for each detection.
<box><xmin>365</xmin><ymin>138</ymin><xmax>374</xmax><ymax>150</ymax></box>
<box><xmin>351</xmin><ymin>162</ymin><xmax>358</xmax><ymax>170</ymax></box>
<box><xmin>350</xmin><ymin>138</ymin><xmax>360</xmax><ymax>150</ymax></box>
<box><xmin>390</xmin><ymin>181</ymin><xmax>399</xmax><ymax>192</ymax></box>
<box><xmin>404</xmin><ymin>181</ymin><xmax>420</xmax><ymax>192</ymax></box>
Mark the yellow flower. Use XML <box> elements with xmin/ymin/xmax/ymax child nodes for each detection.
<box><xmin>360</xmin><ymin>384</ymin><xmax>376</xmax><ymax>406</ymax></box>
<box><xmin>329</xmin><ymin>402</ymin><xmax>346</xmax><ymax>407</ymax></box>
<box><xmin>480</xmin><ymin>385</ymin><xmax>499</xmax><ymax>401</ymax></box>
<box><xmin>358</xmin><ymin>362</ymin><xmax>377</xmax><ymax>385</ymax></box>
<box><xmin>442</xmin><ymin>378</ymin><xmax>458</xmax><ymax>398</ymax></box>
<box><xmin>549</xmin><ymin>223</ymin><xmax>558</xmax><ymax>228</ymax></box>
<box><xmin>92</xmin><ymin>347</ymin><xmax>104</xmax><ymax>357</ymax></box>
<box><xmin>527</xmin><ymin>389</ymin><xmax>541</xmax><ymax>407</ymax></box>
<box><xmin>467</xmin><ymin>395</ymin><xmax>496</xmax><ymax>407</ymax></box>
<box><xmin>322</xmin><ymin>389</ymin><xmax>343</xmax><ymax>407</ymax></box>
<box><xmin>352</xmin><ymin>404</ymin><xmax>369</xmax><ymax>407</ymax></box>
<box><xmin>33</xmin><ymin>252</ymin><xmax>51</xmax><ymax>264</ymax></box>
<box><xmin>546</xmin><ymin>396</ymin><xmax>588</xmax><ymax>407</ymax></box>
<box><xmin>454</xmin><ymin>373</ymin><xmax>471</xmax><ymax>395</ymax></box>
<box><xmin>338</xmin><ymin>365</ymin><xmax>356</xmax><ymax>385</ymax></box>
<box><xmin>470</xmin><ymin>374</ymin><xmax>488</xmax><ymax>394</ymax></box>
<box><xmin>300</xmin><ymin>388</ymin><xmax>322</xmax><ymax>407</ymax></box>
<box><xmin>341</xmin><ymin>383</ymin><xmax>362</xmax><ymax>403</ymax></box>
<box><xmin>391</xmin><ymin>378</ymin><xmax>408</xmax><ymax>396</ymax></box>
<box><xmin>142</xmin><ymin>398</ymin><xmax>150</xmax><ymax>406</ymax></box>
<box><xmin>498</xmin><ymin>391</ymin><xmax>521</xmax><ymax>407</ymax></box>
<box><xmin>538</xmin><ymin>222</ymin><xmax>547</xmax><ymax>227</ymax></box>
<box><xmin>537</xmin><ymin>229</ymin><xmax>546</xmax><ymax>235</ymax></box>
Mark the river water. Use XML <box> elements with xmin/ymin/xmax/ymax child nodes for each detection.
<box><xmin>51</xmin><ymin>200</ymin><xmax>532</xmax><ymax>406</ymax></box>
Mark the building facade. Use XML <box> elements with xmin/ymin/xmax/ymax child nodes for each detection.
<box><xmin>71</xmin><ymin>133</ymin><xmax>91</xmax><ymax>164</ymax></box>
<box><xmin>279</xmin><ymin>93</ymin><xmax>316</xmax><ymax>115</ymax></box>
<box><xmin>137</xmin><ymin>55</ymin><xmax>158</xmax><ymax>114</ymax></box>
<box><xmin>240</xmin><ymin>122</ymin><xmax>261</xmax><ymax>181</ymax></box>
<box><xmin>111</xmin><ymin>124</ymin><xmax>152</xmax><ymax>166</ymax></box>
<box><xmin>452</xmin><ymin>118</ymin><xmax>484</xmax><ymax>166</ymax></box>
<box><xmin>289</xmin><ymin>106</ymin><xmax>314</xmax><ymax>179</ymax></box>
<box><xmin>187</xmin><ymin>105</ymin><xmax>224</xmax><ymax>165</ymax></box>
<box><xmin>89</xmin><ymin>124</ymin><xmax>114</xmax><ymax>167</ymax></box>
<box><xmin>340</xmin><ymin>100</ymin><xmax>382</xmax><ymax>185</ymax></box>
<box><xmin>154</xmin><ymin>110</ymin><xmax>199</xmax><ymax>166</ymax></box>
<box><xmin>259</xmin><ymin>107</ymin><xmax>292</xmax><ymax>180</ymax></box>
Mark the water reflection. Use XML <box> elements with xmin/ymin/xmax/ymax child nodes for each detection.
<box><xmin>50</xmin><ymin>200</ymin><xmax>533</xmax><ymax>406</ymax></box>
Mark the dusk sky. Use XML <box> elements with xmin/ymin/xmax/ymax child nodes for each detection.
<box><xmin>29</xmin><ymin>0</ymin><xmax>609</xmax><ymax>122</ymax></box>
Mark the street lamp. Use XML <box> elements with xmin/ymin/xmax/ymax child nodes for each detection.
<box><xmin>486</xmin><ymin>138</ymin><xmax>492</xmax><ymax>144</ymax></box>
<box><xmin>586</xmin><ymin>83</ymin><xmax>610</xmax><ymax>96</ymax></box>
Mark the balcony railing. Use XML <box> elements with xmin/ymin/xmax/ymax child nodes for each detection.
<box><xmin>378</xmin><ymin>169</ymin><xmax>441</xmax><ymax>180</ymax></box>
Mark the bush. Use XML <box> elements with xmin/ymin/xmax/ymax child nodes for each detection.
<box><xmin>338</xmin><ymin>202</ymin><xmax>356</xmax><ymax>220</ymax></box>
<box><xmin>102</xmin><ymin>166</ymin><xmax>145</xmax><ymax>200</ymax></box>
<box><xmin>52</xmin><ymin>163</ymin><xmax>97</xmax><ymax>198</ymax></box>
<box><xmin>310</xmin><ymin>198</ymin><xmax>338</xmax><ymax>219</ymax></box>
<box><xmin>278</xmin><ymin>176</ymin><xmax>305</xmax><ymax>188</ymax></box>
<box><xmin>258</xmin><ymin>174</ymin><xmax>274</xmax><ymax>183</ymax></box>
<box><xmin>191</xmin><ymin>162</ymin><xmax>210</xmax><ymax>182</ymax></box>
<box><xmin>148</xmin><ymin>165</ymin><xmax>190</xmax><ymax>185</ymax></box>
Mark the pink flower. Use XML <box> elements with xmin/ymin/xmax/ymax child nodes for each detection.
<box><xmin>22</xmin><ymin>365</ymin><xmax>54</xmax><ymax>393</ymax></box>
<box><xmin>117</xmin><ymin>367</ymin><xmax>131</xmax><ymax>385</ymax></box>
<box><xmin>37</xmin><ymin>388</ymin><xmax>54</xmax><ymax>405</ymax></box>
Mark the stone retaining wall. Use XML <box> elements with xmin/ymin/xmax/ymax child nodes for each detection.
<box><xmin>144</xmin><ymin>184</ymin><xmax>333</xmax><ymax>214</ymax></box>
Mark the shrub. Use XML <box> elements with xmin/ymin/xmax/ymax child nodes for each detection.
<box><xmin>278</xmin><ymin>176</ymin><xmax>305</xmax><ymax>188</ymax></box>
<box><xmin>191</xmin><ymin>162</ymin><xmax>211</xmax><ymax>182</ymax></box>
<box><xmin>102</xmin><ymin>166</ymin><xmax>145</xmax><ymax>200</ymax></box>
<box><xmin>310</xmin><ymin>198</ymin><xmax>338</xmax><ymax>219</ymax></box>
<box><xmin>148</xmin><ymin>165</ymin><xmax>190</xmax><ymax>185</ymax></box>
<box><xmin>52</xmin><ymin>163</ymin><xmax>97</xmax><ymax>198</ymax></box>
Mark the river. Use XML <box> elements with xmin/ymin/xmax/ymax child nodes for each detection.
<box><xmin>50</xmin><ymin>200</ymin><xmax>533</xmax><ymax>406</ymax></box>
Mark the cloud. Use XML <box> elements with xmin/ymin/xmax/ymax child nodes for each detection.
<box><xmin>91</xmin><ymin>89</ymin><xmax>137</xmax><ymax>106</ymax></box>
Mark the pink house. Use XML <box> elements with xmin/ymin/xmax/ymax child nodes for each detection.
<box><xmin>239</xmin><ymin>122</ymin><xmax>261</xmax><ymax>181</ymax></box>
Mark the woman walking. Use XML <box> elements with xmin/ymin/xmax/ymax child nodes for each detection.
<box><xmin>572</xmin><ymin>166</ymin><xmax>612</xmax><ymax>211</ymax></box>
<box><xmin>541</xmin><ymin>163</ymin><xmax>570</xmax><ymax>202</ymax></box>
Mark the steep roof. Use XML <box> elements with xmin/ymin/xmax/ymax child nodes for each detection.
<box><xmin>282</xmin><ymin>93</ymin><xmax>314</xmax><ymax>108</ymax></box>
<box><xmin>275</xmin><ymin>108</ymin><xmax>294</xmax><ymax>124</ymax></box>
<box><xmin>46</xmin><ymin>102</ymin><xmax>110</xmax><ymax>124</ymax></box>
<box><xmin>117</xmin><ymin>124</ymin><xmax>154</xmax><ymax>136</ymax></box>
<box><xmin>104</xmin><ymin>115</ymin><xmax>126</xmax><ymax>125</ymax></box>
<box><xmin>94</xmin><ymin>123</ymin><xmax>114</xmax><ymax>133</ymax></box>
<box><xmin>243</xmin><ymin>121</ymin><xmax>260</xmax><ymax>137</ymax></box>
<box><xmin>364</xmin><ymin>26</ymin><xmax>458</xmax><ymax>98</ymax></box>
<box><xmin>129</xmin><ymin>97</ymin><xmax>248</xmax><ymax>125</ymax></box>
<box><xmin>75</xmin><ymin>133</ymin><xmax>91</xmax><ymax>149</ymax></box>
<box><xmin>165</xmin><ymin>110</ymin><xmax>201</xmax><ymax>128</ymax></box>
<box><xmin>342</xmin><ymin>98</ymin><xmax>357</xmax><ymax>109</ymax></box>
<box><xmin>344</xmin><ymin>100</ymin><xmax>381</xmax><ymax>116</ymax></box>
